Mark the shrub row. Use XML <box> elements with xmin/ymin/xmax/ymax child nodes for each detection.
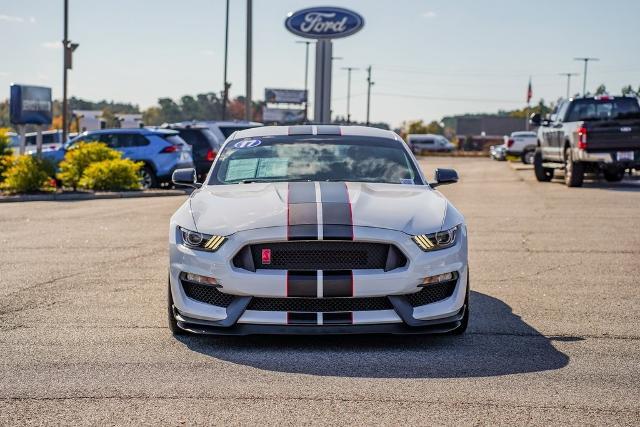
<box><xmin>0</xmin><ymin>130</ymin><xmax>142</xmax><ymax>194</ymax></box>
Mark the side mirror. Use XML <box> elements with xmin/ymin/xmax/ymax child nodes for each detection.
<box><xmin>172</xmin><ymin>168</ymin><xmax>201</xmax><ymax>188</ymax></box>
<box><xmin>432</xmin><ymin>168</ymin><xmax>458</xmax><ymax>187</ymax></box>
<box><xmin>529</xmin><ymin>113</ymin><xmax>541</xmax><ymax>127</ymax></box>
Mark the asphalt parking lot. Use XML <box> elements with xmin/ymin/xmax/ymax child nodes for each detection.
<box><xmin>1</xmin><ymin>157</ymin><xmax>639</xmax><ymax>425</ymax></box>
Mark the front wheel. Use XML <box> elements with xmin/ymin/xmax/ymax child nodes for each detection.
<box><xmin>534</xmin><ymin>148</ymin><xmax>554</xmax><ymax>182</ymax></box>
<box><xmin>564</xmin><ymin>148</ymin><xmax>584</xmax><ymax>187</ymax></box>
<box><xmin>168</xmin><ymin>278</ymin><xmax>187</xmax><ymax>336</ymax></box>
<box><xmin>448</xmin><ymin>272</ymin><xmax>470</xmax><ymax>335</ymax></box>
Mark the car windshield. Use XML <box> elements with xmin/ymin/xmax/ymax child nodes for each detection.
<box><xmin>566</xmin><ymin>98</ymin><xmax>640</xmax><ymax>121</ymax></box>
<box><xmin>208</xmin><ymin>135</ymin><xmax>423</xmax><ymax>185</ymax></box>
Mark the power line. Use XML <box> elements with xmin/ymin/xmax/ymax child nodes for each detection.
<box><xmin>374</xmin><ymin>92</ymin><xmax>523</xmax><ymax>104</ymax></box>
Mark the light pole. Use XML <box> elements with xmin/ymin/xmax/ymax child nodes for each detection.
<box><xmin>559</xmin><ymin>72</ymin><xmax>579</xmax><ymax>99</ymax></box>
<box><xmin>221</xmin><ymin>0</ymin><xmax>230</xmax><ymax>120</ymax></box>
<box><xmin>365</xmin><ymin>65</ymin><xmax>374</xmax><ymax>126</ymax></box>
<box><xmin>574</xmin><ymin>57</ymin><xmax>599</xmax><ymax>96</ymax></box>
<box><xmin>244</xmin><ymin>0</ymin><xmax>252</xmax><ymax>121</ymax></box>
<box><xmin>341</xmin><ymin>67</ymin><xmax>358</xmax><ymax>123</ymax></box>
<box><xmin>296</xmin><ymin>40</ymin><xmax>314</xmax><ymax>122</ymax></box>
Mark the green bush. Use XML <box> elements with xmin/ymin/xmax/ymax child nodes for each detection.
<box><xmin>0</xmin><ymin>128</ymin><xmax>13</xmax><ymax>182</ymax></box>
<box><xmin>57</xmin><ymin>142</ymin><xmax>120</xmax><ymax>189</ymax></box>
<box><xmin>0</xmin><ymin>155</ymin><xmax>55</xmax><ymax>193</ymax></box>
<box><xmin>78</xmin><ymin>158</ymin><xmax>142</xmax><ymax>191</ymax></box>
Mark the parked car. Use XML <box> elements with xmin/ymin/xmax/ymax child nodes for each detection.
<box><xmin>158</xmin><ymin>123</ymin><xmax>221</xmax><ymax>180</ymax></box>
<box><xmin>531</xmin><ymin>95</ymin><xmax>640</xmax><ymax>187</ymax></box>
<box><xmin>6</xmin><ymin>130</ymin><xmax>77</xmax><ymax>155</ymax></box>
<box><xmin>161</xmin><ymin>121</ymin><xmax>263</xmax><ymax>179</ymax></box>
<box><xmin>490</xmin><ymin>144</ymin><xmax>507</xmax><ymax>161</ymax></box>
<box><xmin>167</xmin><ymin>125</ymin><xmax>469</xmax><ymax>336</ymax></box>
<box><xmin>42</xmin><ymin>128</ymin><xmax>194</xmax><ymax>189</ymax></box>
<box><xmin>407</xmin><ymin>134</ymin><xmax>456</xmax><ymax>154</ymax></box>
<box><xmin>202</xmin><ymin>120</ymin><xmax>264</xmax><ymax>143</ymax></box>
<box><xmin>504</xmin><ymin>131</ymin><xmax>537</xmax><ymax>164</ymax></box>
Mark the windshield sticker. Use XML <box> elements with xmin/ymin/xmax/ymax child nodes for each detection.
<box><xmin>257</xmin><ymin>158</ymin><xmax>288</xmax><ymax>178</ymax></box>
<box><xmin>234</xmin><ymin>139</ymin><xmax>262</xmax><ymax>148</ymax></box>
<box><xmin>400</xmin><ymin>178</ymin><xmax>414</xmax><ymax>185</ymax></box>
<box><xmin>225</xmin><ymin>158</ymin><xmax>259</xmax><ymax>181</ymax></box>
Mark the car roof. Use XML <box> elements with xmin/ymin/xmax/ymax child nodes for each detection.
<box><xmin>81</xmin><ymin>128</ymin><xmax>178</xmax><ymax>136</ymax></box>
<box><xmin>232</xmin><ymin>125</ymin><xmax>399</xmax><ymax>140</ymax></box>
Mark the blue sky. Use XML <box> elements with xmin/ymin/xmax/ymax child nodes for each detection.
<box><xmin>2</xmin><ymin>0</ymin><xmax>639</xmax><ymax>127</ymax></box>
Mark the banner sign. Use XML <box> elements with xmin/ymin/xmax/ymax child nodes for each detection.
<box><xmin>265</xmin><ymin>88</ymin><xmax>307</xmax><ymax>104</ymax></box>
<box><xmin>285</xmin><ymin>7</ymin><xmax>364</xmax><ymax>39</ymax></box>
<box><xmin>263</xmin><ymin>108</ymin><xmax>305</xmax><ymax>123</ymax></box>
<box><xmin>10</xmin><ymin>84</ymin><xmax>53</xmax><ymax>125</ymax></box>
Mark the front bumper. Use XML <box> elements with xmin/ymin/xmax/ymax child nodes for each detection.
<box><xmin>169</xmin><ymin>224</ymin><xmax>469</xmax><ymax>335</ymax></box>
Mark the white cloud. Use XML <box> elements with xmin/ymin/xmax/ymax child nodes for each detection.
<box><xmin>41</xmin><ymin>41</ymin><xmax>61</xmax><ymax>50</ymax></box>
<box><xmin>0</xmin><ymin>14</ymin><xmax>25</xmax><ymax>23</ymax></box>
<box><xmin>29</xmin><ymin>16</ymin><xmax>36</xmax><ymax>24</ymax></box>
<box><xmin>422</xmin><ymin>11</ymin><xmax>437</xmax><ymax>18</ymax></box>
<box><xmin>0</xmin><ymin>71</ymin><xmax>9</xmax><ymax>77</ymax></box>
<box><xmin>200</xmin><ymin>49</ymin><xmax>215</xmax><ymax>56</ymax></box>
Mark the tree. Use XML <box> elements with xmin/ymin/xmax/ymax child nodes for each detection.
<box><xmin>594</xmin><ymin>84</ymin><xmax>607</xmax><ymax>96</ymax></box>
<box><xmin>621</xmin><ymin>85</ymin><xmax>639</xmax><ymax>96</ymax></box>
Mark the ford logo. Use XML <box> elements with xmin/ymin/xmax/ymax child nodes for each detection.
<box><xmin>285</xmin><ymin>7</ymin><xmax>364</xmax><ymax>39</ymax></box>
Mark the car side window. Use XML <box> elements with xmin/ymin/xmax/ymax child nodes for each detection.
<box><xmin>131</xmin><ymin>134</ymin><xmax>150</xmax><ymax>147</ymax></box>
<box><xmin>556</xmin><ymin>102</ymin><xmax>569</xmax><ymax>122</ymax></box>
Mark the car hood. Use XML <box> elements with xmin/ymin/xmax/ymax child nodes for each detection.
<box><xmin>189</xmin><ymin>182</ymin><xmax>449</xmax><ymax>236</ymax></box>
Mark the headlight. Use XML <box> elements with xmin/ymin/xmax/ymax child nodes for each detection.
<box><xmin>178</xmin><ymin>226</ymin><xmax>227</xmax><ymax>252</ymax></box>
<box><xmin>412</xmin><ymin>225</ymin><xmax>459</xmax><ymax>252</ymax></box>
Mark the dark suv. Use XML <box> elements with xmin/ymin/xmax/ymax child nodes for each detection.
<box><xmin>160</xmin><ymin>123</ymin><xmax>220</xmax><ymax>179</ymax></box>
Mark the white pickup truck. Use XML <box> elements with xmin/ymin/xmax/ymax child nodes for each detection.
<box><xmin>503</xmin><ymin>131</ymin><xmax>537</xmax><ymax>164</ymax></box>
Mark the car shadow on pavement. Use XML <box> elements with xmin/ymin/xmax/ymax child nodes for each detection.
<box><xmin>177</xmin><ymin>291</ymin><xmax>571</xmax><ymax>379</ymax></box>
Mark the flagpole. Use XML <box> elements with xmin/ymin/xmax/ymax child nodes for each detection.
<box><xmin>526</xmin><ymin>77</ymin><xmax>532</xmax><ymax>131</ymax></box>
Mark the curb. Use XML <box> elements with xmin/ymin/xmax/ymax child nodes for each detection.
<box><xmin>0</xmin><ymin>189</ymin><xmax>189</xmax><ymax>203</ymax></box>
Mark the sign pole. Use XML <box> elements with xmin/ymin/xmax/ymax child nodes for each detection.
<box><xmin>18</xmin><ymin>125</ymin><xmax>26</xmax><ymax>155</ymax></box>
<box><xmin>313</xmin><ymin>39</ymin><xmax>332</xmax><ymax>123</ymax></box>
<box><xmin>36</xmin><ymin>126</ymin><xmax>43</xmax><ymax>155</ymax></box>
<box><xmin>245</xmin><ymin>0</ymin><xmax>253</xmax><ymax>121</ymax></box>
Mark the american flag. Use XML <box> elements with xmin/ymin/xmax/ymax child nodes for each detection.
<box><xmin>527</xmin><ymin>77</ymin><xmax>533</xmax><ymax>104</ymax></box>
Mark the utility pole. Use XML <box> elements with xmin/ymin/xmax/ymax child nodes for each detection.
<box><xmin>221</xmin><ymin>0</ymin><xmax>230</xmax><ymax>120</ymax></box>
<box><xmin>62</xmin><ymin>0</ymin><xmax>69</xmax><ymax>142</ymax></box>
<box><xmin>244</xmin><ymin>0</ymin><xmax>252</xmax><ymax>121</ymax></box>
<box><xmin>574</xmin><ymin>57</ymin><xmax>599</xmax><ymax>96</ymax></box>
<box><xmin>296</xmin><ymin>40</ymin><xmax>313</xmax><ymax>122</ymax></box>
<box><xmin>341</xmin><ymin>67</ymin><xmax>358</xmax><ymax>123</ymax></box>
<box><xmin>559</xmin><ymin>72</ymin><xmax>579</xmax><ymax>99</ymax></box>
<box><xmin>365</xmin><ymin>65</ymin><xmax>374</xmax><ymax>126</ymax></box>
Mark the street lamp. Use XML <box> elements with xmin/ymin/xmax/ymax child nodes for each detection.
<box><xmin>62</xmin><ymin>0</ymin><xmax>79</xmax><ymax>142</ymax></box>
<box><xmin>574</xmin><ymin>57</ymin><xmax>599</xmax><ymax>96</ymax></box>
<box><xmin>295</xmin><ymin>40</ymin><xmax>315</xmax><ymax>122</ymax></box>
<box><xmin>558</xmin><ymin>72</ymin><xmax>579</xmax><ymax>99</ymax></box>
<box><xmin>341</xmin><ymin>67</ymin><xmax>358</xmax><ymax>123</ymax></box>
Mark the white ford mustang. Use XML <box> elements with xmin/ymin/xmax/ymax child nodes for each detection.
<box><xmin>168</xmin><ymin>125</ymin><xmax>468</xmax><ymax>335</ymax></box>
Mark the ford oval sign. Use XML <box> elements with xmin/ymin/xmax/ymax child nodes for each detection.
<box><xmin>285</xmin><ymin>7</ymin><xmax>364</xmax><ymax>39</ymax></box>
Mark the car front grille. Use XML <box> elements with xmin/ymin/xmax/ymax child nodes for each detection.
<box><xmin>405</xmin><ymin>280</ymin><xmax>457</xmax><ymax>307</ymax></box>
<box><xmin>182</xmin><ymin>280</ymin><xmax>235</xmax><ymax>307</ymax></box>
<box><xmin>233</xmin><ymin>241</ymin><xmax>406</xmax><ymax>271</ymax></box>
<box><xmin>247</xmin><ymin>296</ymin><xmax>393</xmax><ymax>312</ymax></box>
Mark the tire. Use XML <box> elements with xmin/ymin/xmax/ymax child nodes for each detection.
<box><xmin>534</xmin><ymin>148</ymin><xmax>554</xmax><ymax>182</ymax></box>
<box><xmin>604</xmin><ymin>168</ymin><xmax>625</xmax><ymax>182</ymax></box>
<box><xmin>168</xmin><ymin>278</ymin><xmax>187</xmax><ymax>336</ymax></box>
<box><xmin>521</xmin><ymin>149</ymin><xmax>535</xmax><ymax>165</ymax></box>
<box><xmin>140</xmin><ymin>165</ymin><xmax>158</xmax><ymax>189</ymax></box>
<box><xmin>564</xmin><ymin>147</ymin><xmax>584</xmax><ymax>187</ymax></box>
<box><xmin>448</xmin><ymin>272</ymin><xmax>470</xmax><ymax>335</ymax></box>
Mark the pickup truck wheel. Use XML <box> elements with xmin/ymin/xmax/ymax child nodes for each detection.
<box><xmin>534</xmin><ymin>148</ymin><xmax>553</xmax><ymax>182</ymax></box>
<box><xmin>603</xmin><ymin>168</ymin><xmax>625</xmax><ymax>182</ymax></box>
<box><xmin>521</xmin><ymin>149</ymin><xmax>535</xmax><ymax>165</ymax></box>
<box><xmin>564</xmin><ymin>148</ymin><xmax>584</xmax><ymax>187</ymax></box>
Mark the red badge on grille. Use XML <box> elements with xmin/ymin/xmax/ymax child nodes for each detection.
<box><xmin>261</xmin><ymin>249</ymin><xmax>271</xmax><ymax>265</ymax></box>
